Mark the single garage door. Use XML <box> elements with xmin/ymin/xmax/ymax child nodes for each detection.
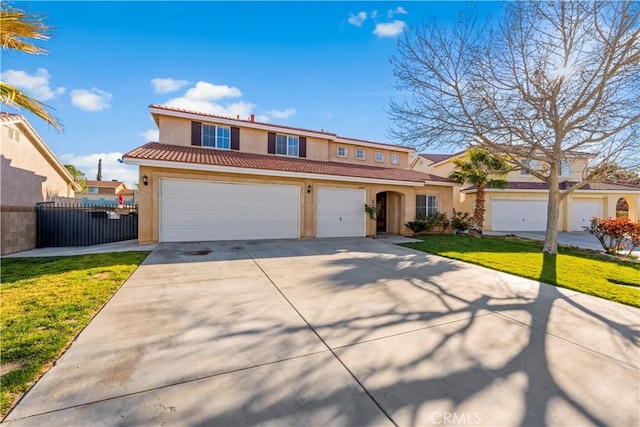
<box><xmin>491</xmin><ymin>200</ymin><xmax>547</xmax><ymax>231</ymax></box>
<box><xmin>572</xmin><ymin>200</ymin><xmax>602</xmax><ymax>231</ymax></box>
<box><xmin>316</xmin><ymin>188</ymin><xmax>365</xmax><ymax>238</ymax></box>
<box><xmin>160</xmin><ymin>179</ymin><xmax>299</xmax><ymax>242</ymax></box>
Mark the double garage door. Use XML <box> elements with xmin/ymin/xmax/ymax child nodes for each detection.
<box><xmin>160</xmin><ymin>179</ymin><xmax>365</xmax><ymax>242</ymax></box>
<box><xmin>491</xmin><ymin>199</ymin><xmax>603</xmax><ymax>231</ymax></box>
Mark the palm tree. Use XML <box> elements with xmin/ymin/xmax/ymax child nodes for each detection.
<box><xmin>449</xmin><ymin>148</ymin><xmax>510</xmax><ymax>235</ymax></box>
<box><xmin>0</xmin><ymin>2</ymin><xmax>61</xmax><ymax>130</ymax></box>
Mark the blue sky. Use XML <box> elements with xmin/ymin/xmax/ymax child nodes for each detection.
<box><xmin>2</xmin><ymin>1</ymin><xmax>499</xmax><ymax>186</ymax></box>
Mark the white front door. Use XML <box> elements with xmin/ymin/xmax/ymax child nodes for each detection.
<box><xmin>316</xmin><ymin>188</ymin><xmax>366</xmax><ymax>238</ymax></box>
<box><xmin>160</xmin><ymin>179</ymin><xmax>299</xmax><ymax>242</ymax></box>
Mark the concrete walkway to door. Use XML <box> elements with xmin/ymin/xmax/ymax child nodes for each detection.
<box><xmin>3</xmin><ymin>238</ymin><xmax>639</xmax><ymax>426</ymax></box>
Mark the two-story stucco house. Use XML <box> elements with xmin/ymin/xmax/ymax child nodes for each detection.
<box><xmin>412</xmin><ymin>151</ymin><xmax>640</xmax><ymax>232</ymax></box>
<box><xmin>123</xmin><ymin>105</ymin><xmax>455</xmax><ymax>243</ymax></box>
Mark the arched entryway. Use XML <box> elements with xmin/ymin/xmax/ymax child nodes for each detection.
<box><xmin>375</xmin><ymin>191</ymin><xmax>405</xmax><ymax>234</ymax></box>
<box><xmin>616</xmin><ymin>197</ymin><xmax>629</xmax><ymax>219</ymax></box>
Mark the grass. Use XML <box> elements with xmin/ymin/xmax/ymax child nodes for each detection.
<box><xmin>402</xmin><ymin>235</ymin><xmax>640</xmax><ymax>308</ymax></box>
<box><xmin>0</xmin><ymin>251</ymin><xmax>149</xmax><ymax>418</ymax></box>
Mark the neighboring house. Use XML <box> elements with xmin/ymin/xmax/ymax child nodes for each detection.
<box><xmin>1</xmin><ymin>113</ymin><xmax>81</xmax><ymax>255</ymax></box>
<box><xmin>411</xmin><ymin>151</ymin><xmax>640</xmax><ymax>232</ymax></box>
<box><xmin>79</xmin><ymin>180</ymin><xmax>135</xmax><ymax>206</ymax></box>
<box><xmin>123</xmin><ymin>105</ymin><xmax>455</xmax><ymax>243</ymax></box>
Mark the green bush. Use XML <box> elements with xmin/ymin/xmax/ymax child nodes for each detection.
<box><xmin>406</xmin><ymin>212</ymin><xmax>450</xmax><ymax>235</ymax></box>
<box><xmin>451</xmin><ymin>210</ymin><xmax>472</xmax><ymax>234</ymax></box>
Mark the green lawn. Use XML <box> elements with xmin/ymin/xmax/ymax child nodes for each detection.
<box><xmin>0</xmin><ymin>251</ymin><xmax>149</xmax><ymax>417</ymax></box>
<box><xmin>402</xmin><ymin>235</ymin><xmax>640</xmax><ymax>308</ymax></box>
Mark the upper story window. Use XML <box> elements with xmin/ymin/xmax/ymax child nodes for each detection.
<box><xmin>337</xmin><ymin>146</ymin><xmax>348</xmax><ymax>158</ymax></box>
<box><xmin>416</xmin><ymin>195</ymin><xmax>439</xmax><ymax>219</ymax></box>
<box><xmin>202</xmin><ymin>124</ymin><xmax>230</xmax><ymax>149</ymax></box>
<box><xmin>391</xmin><ymin>154</ymin><xmax>400</xmax><ymax>164</ymax></box>
<box><xmin>558</xmin><ymin>160</ymin><xmax>570</xmax><ymax>176</ymax></box>
<box><xmin>356</xmin><ymin>149</ymin><xmax>365</xmax><ymax>160</ymax></box>
<box><xmin>375</xmin><ymin>151</ymin><xmax>384</xmax><ymax>162</ymax></box>
<box><xmin>87</xmin><ymin>187</ymin><xmax>98</xmax><ymax>194</ymax></box>
<box><xmin>7</xmin><ymin>128</ymin><xmax>20</xmax><ymax>141</ymax></box>
<box><xmin>276</xmin><ymin>134</ymin><xmax>299</xmax><ymax>157</ymax></box>
<box><xmin>520</xmin><ymin>159</ymin><xmax>539</xmax><ymax>175</ymax></box>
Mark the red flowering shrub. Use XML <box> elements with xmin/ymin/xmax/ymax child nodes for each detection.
<box><xmin>584</xmin><ymin>217</ymin><xmax>640</xmax><ymax>256</ymax></box>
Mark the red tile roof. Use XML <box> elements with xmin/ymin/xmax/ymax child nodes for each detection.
<box><xmin>463</xmin><ymin>181</ymin><xmax>640</xmax><ymax>192</ymax></box>
<box><xmin>149</xmin><ymin>104</ymin><xmax>414</xmax><ymax>151</ymax></box>
<box><xmin>124</xmin><ymin>143</ymin><xmax>452</xmax><ymax>184</ymax></box>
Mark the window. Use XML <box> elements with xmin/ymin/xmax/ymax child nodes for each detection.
<box><xmin>375</xmin><ymin>151</ymin><xmax>384</xmax><ymax>162</ymax></box>
<box><xmin>337</xmin><ymin>146</ymin><xmax>348</xmax><ymax>157</ymax></box>
<box><xmin>558</xmin><ymin>160</ymin><xmax>570</xmax><ymax>176</ymax></box>
<box><xmin>202</xmin><ymin>124</ymin><xmax>230</xmax><ymax>149</ymax></box>
<box><xmin>416</xmin><ymin>195</ymin><xmax>439</xmax><ymax>218</ymax></box>
<box><xmin>391</xmin><ymin>154</ymin><xmax>400</xmax><ymax>164</ymax></box>
<box><xmin>276</xmin><ymin>134</ymin><xmax>299</xmax><ymax>156</ymax></box>
<box><xmin>356</xmin><ymin>149</ymin><xmax>365</xmax><ymax>160</ymax></box>
<box><xmin>7</xmin><ymin>128</ymin><xmax>19</xmax><ymax>141</ymax></box>
<box><xmin>520</xmin><ymin>159</ymin><xmax>539</xmax><ymax>175</ymax></box>
<box><xmin>87</xmin><ymin>187</ymin><xmax>98</xmax><ymax>194</ymax></box>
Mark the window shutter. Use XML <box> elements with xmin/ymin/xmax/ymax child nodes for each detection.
<box><xmin>267</xmin><ymin>132</ymin><xmax>276</xmax><ymax>154</ymax></box>
<box><xmin>299</xmin><ymin>137</ymin><xmax>307</xmax><ymax>158</ymax></box>
<box><xmin>231</xmin><ymin>127</ymin><xmax>240</xmax><ymax>150</ymax></box>
<box><xmin>191</xmin><ymin>122</ymin><xmax>202</xmax><ymax>146</ymax></box>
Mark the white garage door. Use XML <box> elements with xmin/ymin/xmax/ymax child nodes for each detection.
<box><xmin>316</xmin><ymin>188</ymin><xmax>366</xmax><ymax>238</ymax></box>
<box><xmin>572</xmin><ymin>200</ymin><xmax>602</xmax><ymax>231</ymax></box>
<box><xmin>491</xmin><ymin>200</ymin><xmax>547</xmax><ymax>231</ymax></box>
<box><xmin>160</xmin><ymin>179</ymin><xmax>299</xmax><ymax>242</ymax></box>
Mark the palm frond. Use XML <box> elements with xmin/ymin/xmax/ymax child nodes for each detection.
<box><xmin>0</xmin><ymin>2</ymin><xmax>50</xmax><ymax>54</ymax></box>
<box><xmin>0</xmin><ymin>81</ymin><xmax>62</xmax><ymax>130</ymax></box>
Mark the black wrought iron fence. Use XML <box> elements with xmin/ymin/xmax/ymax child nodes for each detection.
<box><xmin>36</xmin><ymin>203</ymin><xmax>138</xmax><ymax>247</ymax></box>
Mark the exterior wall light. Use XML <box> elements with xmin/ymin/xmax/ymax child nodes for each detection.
<box><xmin>307</xmin><ymin>184</ymin><xmax>312</xmax><ymax>194</ymax></box>
<box><xmin>142</xmin><ymin>175</ymin><xmax>148</xmax><ymax>186</ymax></box>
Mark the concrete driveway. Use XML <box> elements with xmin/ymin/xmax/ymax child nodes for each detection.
<box><xmin>3</xmin><ymin>238</ymin><xmax>639</xmax><ymax>426</ymax></box>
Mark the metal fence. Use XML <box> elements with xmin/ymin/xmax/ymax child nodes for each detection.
<box><xmin>36</xmin><ymin>203</ymin><xmax>138</xmax><ymax>247</ymax></box>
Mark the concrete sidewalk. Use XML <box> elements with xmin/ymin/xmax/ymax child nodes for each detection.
<box><xmin>2</xmin><ymin>240</ymin><xmax>157</xmax><ymax>258</ymax></box>
<box><xmin>3</xmin><ymin>238</ymin><xmax>638</xmax><ymax>426</ymax></box>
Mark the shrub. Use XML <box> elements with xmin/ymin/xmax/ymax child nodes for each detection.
<box><xmin>406</xmin><ymin>212</ymin><xmax>450</xmax><ymax>235</ymax></box>
<box><xmin>451</xmin><ymin>210</ymin><xmax>472</xmax><ymax>234</ymax></box>
<box><xmin>584</xmin><ymin>217</ymin><xmax>640</xmax><ymax>256</ymax></box>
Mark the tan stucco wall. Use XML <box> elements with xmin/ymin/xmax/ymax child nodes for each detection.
<box><xmin>136</xmin><ymin>166</ymin><xmax>455</xmax><ymax>243</ymax></box>
<box><xmin>1</xmin><ymin>123</ymin><xmax>75</xmax><ymax>207</ymax></box>
<box><xmin>157</xmin><ymin>115</ymin><xmax>410</xmax><ymax>168</ymax></box>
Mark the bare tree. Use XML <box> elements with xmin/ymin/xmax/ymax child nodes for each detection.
<box><xmin>389</xmin><ymin>1</ymin><xmax>640</xmax><ymax>254</ymax></box>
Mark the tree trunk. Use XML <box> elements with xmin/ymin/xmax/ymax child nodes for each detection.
<box><xmin>543</xmin><ymin>171</ymin><xmax>560</xmax><ymax>255</ymax></box>
<box><xmin>474</xmin><ymin>183</ymin><xmax>485</xmax><ymax>234</ymax></box>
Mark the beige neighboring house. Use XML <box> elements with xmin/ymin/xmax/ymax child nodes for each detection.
<box><xmin>411</xmin><ymin>151</ymin><xmax>640</xmax><ymax>232</ymax></box>
<box><xmin>123</xmin><ymin>105</ymin><xmax>455</xmax><ymax>243</ymax></box>
<box><xmin>79</xmin><ymin>180</ymin><xmax>135</xmax><ymax>205</ymax></box>
<box><xmin>1</xmin><ymin>113</ymin><xmax>81</xmax><ymax>255</ymax></box>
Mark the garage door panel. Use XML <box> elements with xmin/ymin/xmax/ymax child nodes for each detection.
<box><xmin>572</xmin><ymin>200</ymin><xmax>602</xmax><ymax>231</ymax></box>
<box><xmin>160</xmin><ymin>179</ymin><xmax>299</xmax><ymax>242</ymax></box>
<box><xmin>317</xmin><ymin>188</ymin><xmax>366</xmax><ymax>238</ymax></box>
<box><xmin>491</xmin><ymin>200</ymin><xmax>547</xmax><ymax>231</ymax></box>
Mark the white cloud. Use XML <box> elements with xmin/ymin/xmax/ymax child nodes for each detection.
<box><xmin>348</xmin><ymin>11</ymin><xmax>367</xmax><ymax>27</ymax></box>
<box><xmin>165</xmin><ymin>97</ymin><xmax>256</xmax><ymax>118</ymax></box>
<box><xmin>373</xmin><ymin>20</ymin><xmax>406</xmax><ymax>37</ymax></box>
<box><xmin>265</xmin><ymin>108</ymin><xmax>296</xmax><ymax>119</ymax></box>
<box><xmin>1</xmin><ymin>68</ymin><xmax>65</xmax><ymax>100</ymax></box>
<box><xmin>70</xmin><ymin>88</ymin><xmax>112</xmax><ymax>112</ymax></box>
<box><xmin>388</xmin><ymin>6</ymin><xmax>407</xmax><ymax>18</ymax></box>
<box><xmin>151</xmin><ymin>77</ymin><xmax>189</xmax><ymax>94</ymax></box>
<box><xmin>183</xmin><ymin>81</ymin><xmax>242</xmax><ymax>101</ymax></box>
<box><xmin>59</xmin><ymin>152</ymin><xmax>138</xmax><ymax>187</ymax></box>
<box><xmin>139</xmin><ymin>129</ymin><xmax>159</xmax><ymax>141</ymax></box>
